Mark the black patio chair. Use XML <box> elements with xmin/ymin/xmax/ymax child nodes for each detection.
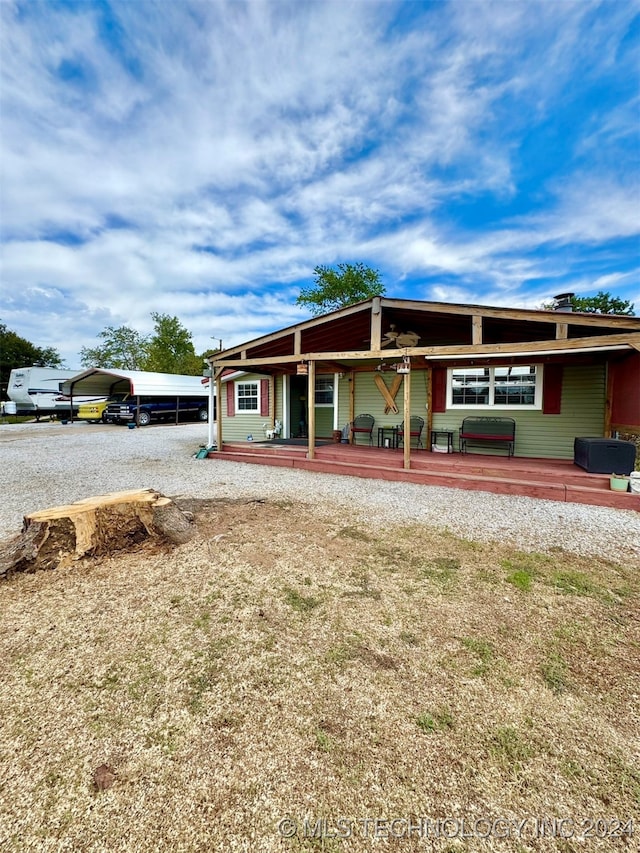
<box><xmin>398</xmin><ymin>416</ymin><xmax>425</xmax><ymax>449</ymax></box>
<box><xmin>350</xmin><ymin>414</ymin><xmax>375</xmax><ymax>445</ymax></box>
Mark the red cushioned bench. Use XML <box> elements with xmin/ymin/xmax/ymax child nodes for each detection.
<box><xmin>459</xmin><ymin>416</ymin><xmax>515</xmax><ymax>457</ymax></box>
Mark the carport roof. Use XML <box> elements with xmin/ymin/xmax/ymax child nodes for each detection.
<box><xmin>60</xmin><ymin>369</ymin><xmax>212</xmax><ymax>397</ymax></box>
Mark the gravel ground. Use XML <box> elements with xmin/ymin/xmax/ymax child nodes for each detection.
<box><xmin>1</xmin><ymin>420</ymin><xmax>639</xmax><ymax>561</ymax></box>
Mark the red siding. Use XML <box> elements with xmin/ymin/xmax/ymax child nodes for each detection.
<box><xmin>432</xmin><ymin>368</ymin><xmax>446</xmax><ymax>413</ymax></box>
<box><xmin>543</xmin><ymin>364</ymin><xmax>563</xmax><ymax>414</ymax></box>
<box><xmin>260</xmin><ymin>379</ymin><xmax>269</xmax><ymax>416</ymax></box>
<box><xmin>610</xmin><ymin>353</ymin><xmax>640</xmax><ymax>429</ymax></box>
<box><xmin>226</xmin><ymin>382</ymin><xmax>235</xmax><ymax>417</ymax></box>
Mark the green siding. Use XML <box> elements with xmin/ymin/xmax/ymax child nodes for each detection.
<box><xmin>223</xmin><ymin>373</ymin><xmax>341</xmax><ymax>441</ymax></box>
<box><xmin>337</xmin><ymin>375</ymin><xmax>351</xmax><ymax>431</ymax></box>
<box><xmin>433</xmin><ymin>364</ymin><xmax>605</xmax><ymax>458</ymax></box>
<box><xmin>352</xmin><ymin>371</ymin><xmax>428</xmax><ymax>438</ymax></box>
<box><xmin>314</xmin><ymin>407</ymin><xmax>333</xmax><ymax>436</ymax></box>
<box><xmin>222</xmin><ymin>373</ymin><xmax>270</xmax><ymax>441</ymax></box>
<box><xmin>222</xmin><ymin>365</ymin><xmax>604</xmax><ymax>456</ymax></box>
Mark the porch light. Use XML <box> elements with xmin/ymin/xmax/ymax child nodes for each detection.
<box><xmin>296</xmin><ymin>362</ymin><xmax>309</xmax><ymax>376</ymax></box>
<box><xmin>396</xmin><ymin>356</ymin><xmax>411</xmax><ymax>374</ymax></box>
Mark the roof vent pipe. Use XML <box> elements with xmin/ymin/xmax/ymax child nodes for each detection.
<box><xmin>553</xmin><ymin>292</ymin><xmax>575</xmax><ymax>312</ymax></box>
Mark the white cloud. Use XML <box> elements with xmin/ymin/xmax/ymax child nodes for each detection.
<box><xmin>1</xmin><ymin>0</ymin><xmax>638</xmax><ymax>367</ymax></box>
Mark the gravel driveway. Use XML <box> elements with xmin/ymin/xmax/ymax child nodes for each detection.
<box><xmin>1</xmin><ymin>420</ymin><xmax>639</xmax><ymax>561</ymax></box>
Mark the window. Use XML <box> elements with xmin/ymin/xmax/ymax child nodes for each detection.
<box><xmin>315</xmin><ymin>375</ymin><xmax>334</xmax><ymax>406</ymax></box>
<box><xmin>235</xmin><ymin>381</ymin><xmax>259</xmax><ymax>412</ymax></box>
<box><xmin>448</xmin><ymin>366</ymin><xmax>541</xmax><ymax>409</ymax></box>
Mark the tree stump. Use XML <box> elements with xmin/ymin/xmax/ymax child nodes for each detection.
<box><xmin>0</xmin><ymin>489</ymin><xmax>196</xmax><ymax>578</ymax></box>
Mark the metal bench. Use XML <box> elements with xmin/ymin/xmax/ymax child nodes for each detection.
<box><xmin>459</xmin><ymin>416</ymin><xmax>515</xmax><ymax>457</ymax></box>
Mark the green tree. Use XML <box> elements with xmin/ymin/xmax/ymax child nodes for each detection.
<box><xmin>572</xmin><ymin>291</ymin><xmax>635</xmax><ymax>315</ymax></box>
<box><xmin>79</xmin><ymin>325</ymin><xmax>149</xmax><ymax>370</ymax></box>
<box><xmin>144</xmin><ymin>313</ymin><xmax>202</xmax><ymax>375</ymax></box>
<box><xmin>544</xmin><ymin>291</ymin><xmax>635</xmax><ymax>315</ymax></box>
<box><xmin>296</xmin><ymin>262</ymin><xmax>385</xmax><ymax>316</ymax></box>
<box><xmin>0</xmin><ymin>320</ymin><xmax>63</xmax><ymax>399</ymax></box>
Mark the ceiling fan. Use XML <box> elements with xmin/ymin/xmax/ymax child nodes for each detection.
<box><xmin>381</xmin><ymin>324</ymin><xmax>420</xmax><ymax>348</ymax></box>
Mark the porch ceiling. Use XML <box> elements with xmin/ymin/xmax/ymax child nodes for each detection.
<box><xmin>210</xmin><ymin>297</ymin><xmax>640</xmax><ymax>370</ymax></box>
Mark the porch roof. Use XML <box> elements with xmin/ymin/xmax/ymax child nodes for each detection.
<box><xmin>208</xmin><ymin>296</ymin><xmax>640</xmax><ymax>374</ymax></box>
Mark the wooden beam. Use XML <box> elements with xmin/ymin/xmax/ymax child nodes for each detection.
<box><xmin>316</xmin><ymin>360</ymin><xmax>350</xmax><ymax>373</ymax></box>
<box><xmin>611</xmin><ymin>422</ymin><xmax>640</xmax><ymax>432</ymax></box>
<box><xmin>215</xmin><ymin>299</ymin><xmax>640</xmax><ymax>363</ymax></box>
<box><xmin>294</xmin><ymin>330</ymin><xmax>301</xmax><ymax>355</ymax></box>
<box><xmin>379</xmin><ymin>297</ymin><xmax>640</xmax><ymax>328</ymax></box>
<box><xmin>472</xmin><ymin>315</ymin><xmax>482</xmax><ymax>345</ymax></box>
<box><xmin>349</xmin><ymin>370</ymin><xmax>355</xmax><ymax>443</ymax></box>
<box><xmin>210</xmin><ymin>298</ymin><xmax>640</xmax><ymax>362</ymax></box>
<box><xmin>384</xmin><ymin>374</ymin><xmax>403</xmax><ymax>414</ymax></box>
<box><xmin>214</xmin><ymin>301</ymin><xmax>374</xmax><ymax>360</ymax></box>
<box><xmin>215</xmin><ymin>368</ymin><xmax>224</xmax><ymax>449</ymax></box>
<box><xmin>426</xmin><ymin>367</ymin><xmax>433</xmax><ymax>450</ymax></box>
<box><xmin>403</xmin><ymin>369</ymin><xmax>411</xmax><ymax>471</ymax></box>
<box><xmin>211</xmin><ymin>332</ymin><xmax>640</xmax><ymax>368</ymax></box>
<box><xmin>307</xmin><ymin>360</ymin><xmax>316</xmax><ymax>460</ymax></box>
<box><xmin>374</xmin><ymin>374</ymin><xmax>400</xmax><ymax>414</ymax></box>
<box><xmin>556</xmin><ymin>323</ymin><xmax>568</xmax><ymax>340</ymax></box>
<box><xmin>370</xmin><ymin>298</ymin><xmax>382</xmax><ymax>351</ymax></box>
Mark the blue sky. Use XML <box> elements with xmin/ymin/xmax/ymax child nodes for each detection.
<box><xmin>1</xmin><ymin>0</ymin><xmax>638</xmax><ymax>367</ymax></box>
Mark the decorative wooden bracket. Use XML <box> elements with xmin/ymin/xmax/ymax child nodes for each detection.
<box><xmin>374</xmin><ymin>374</ymin><xmax>401</xmax><ymax>414</ymax></box>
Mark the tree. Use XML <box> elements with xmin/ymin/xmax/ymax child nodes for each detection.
<box><xmin>544</xmin><ymin>291</ymin><xmax>635</xmax><ymax>315</ymax></box>
<box><xmin>144</xmin><ymin>313</ymin><xmax>202</xmax><ymax>375</ymax></box>
<box><xmin>296</xmin><ymin>262</ymin><xmax>385</xmax><ymax>316</ymax></box>
<box><xmin>572</xmin><ymin>291</ymin><xmax>635</xmax><ymax>315</ymax></box>
<box><xmin>0</xmin><ymin>320</ymin><xmax>63</xmax><ymax>399</ymax></box>
<box><xmin>79</xmin><ymin>314</ymin><xmax>202</xmax><ymax>375</ymax></box>
<box><xmin>79</xmin><ymin>325</ymin><xmax>149</xmax><ymax>370</ymax></box>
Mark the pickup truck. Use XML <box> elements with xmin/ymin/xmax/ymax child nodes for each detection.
<box><xmin>102</xmin><ymin>394</ymin><xmax>210</xmax><ymax>426</ymax></box>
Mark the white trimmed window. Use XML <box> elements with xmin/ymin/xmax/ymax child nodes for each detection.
<box><xmin>447</xmin><ymin>366</ymin><xmax>542</xmax><ymax>409</ymax></box>
<box><xmin>315</xmin><ymin>375</ymin><xmax>334</xmax><ymax>406</ymax></box>
<box><xmin>235</xmin><ymin>381</ymin><xmax>259</xmax><ymax>412</ymax></box>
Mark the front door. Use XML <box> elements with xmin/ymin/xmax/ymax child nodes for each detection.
<box><xmin>289</xmin><ymin>375</ymin><xmax>308</xmax><ymax>437</ymax></box>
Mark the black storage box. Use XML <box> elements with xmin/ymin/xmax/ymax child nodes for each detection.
<box><xmin>573</xmin><ymin>437</ymin><xmax>636</xmax><ymax>475</ymax></box>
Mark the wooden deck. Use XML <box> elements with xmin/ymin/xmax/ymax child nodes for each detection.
<box><xmin>209</xmin><ymin>441</ymin><xmax>639</xmax><ymax>512</ymax></box>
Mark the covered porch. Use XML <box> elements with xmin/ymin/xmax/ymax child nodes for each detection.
<box><xmin>208</xmin><ymin>440</ymin><xmax>639</xmax><ymax>512</ymax></box>
<box><xmin>206</xmin><ymin>296</ymin><xmax>640</xmax><ymax>510</ymax></box>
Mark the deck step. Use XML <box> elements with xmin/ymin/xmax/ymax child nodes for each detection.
<box><xmin>209</xmin><ymin>447</ymin><xmax>639</xmax><ymax>511</ymax></box>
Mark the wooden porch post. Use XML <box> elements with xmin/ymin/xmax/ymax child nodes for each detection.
<box><xmin>403</xmin><ymin>367</ymin><xmax>411</xmax><ymax>470</ymax></box>
<box><xmin>349</xmin><ymin>369</ymin><xmax>355</xmax><ymax>444</ymax></box>
<box><xmin>215</xmin><ymin>368</ymin><xmax>224</xmax><ymax>449</ymax></box>
<box><xmin>426</xmin><ymin>367</ymin><xmax>433</xmax><ymax>450</ymax></box>
<box><xmin>308</xmin><ymin>360</ymin><xmax>316</xmax><ymax>460</ymax></box>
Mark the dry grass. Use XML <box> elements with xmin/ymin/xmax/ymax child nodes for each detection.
<box><xmin>1</xmin><ymin>497</ymin><xmax>639</xmax><ymax>852</ymax></box>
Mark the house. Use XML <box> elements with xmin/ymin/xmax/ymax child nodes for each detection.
<box><xmin>207</xmin><ymin>297</ymin><xmax>639</xmax><ymax>466</ymax></box>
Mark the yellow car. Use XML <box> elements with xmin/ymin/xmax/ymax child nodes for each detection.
<box><xmin>77</xmin><ymin>399</ymin><xmax>109</xmax><ymax>423</ymax></box>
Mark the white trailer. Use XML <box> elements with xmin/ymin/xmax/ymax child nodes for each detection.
<box><xmin>7</xmin><ymin>367</ymin><xmax>105</xmax><ymax>419</ymax></box>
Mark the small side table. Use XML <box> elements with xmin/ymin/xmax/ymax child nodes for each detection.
<box><xmin>430</xmin><ymin>430</ymin><xmax>454</xmax><ymax>453</ymax></box>
<box><xmin>378</xmin><ymin>426</ymin><xmax>399</xmax><ymax>449</ymax></box>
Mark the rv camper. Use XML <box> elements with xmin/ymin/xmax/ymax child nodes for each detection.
<box><xmin>7</xmin><ymin>367</ymin><xmax>105</xmax><ymax>419</ymax></box>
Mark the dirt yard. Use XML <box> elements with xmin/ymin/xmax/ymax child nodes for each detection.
<box><xmin>1</xmin><ymin>496</ymin><xmax>638</xmax><ymax>852</ymax></box>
